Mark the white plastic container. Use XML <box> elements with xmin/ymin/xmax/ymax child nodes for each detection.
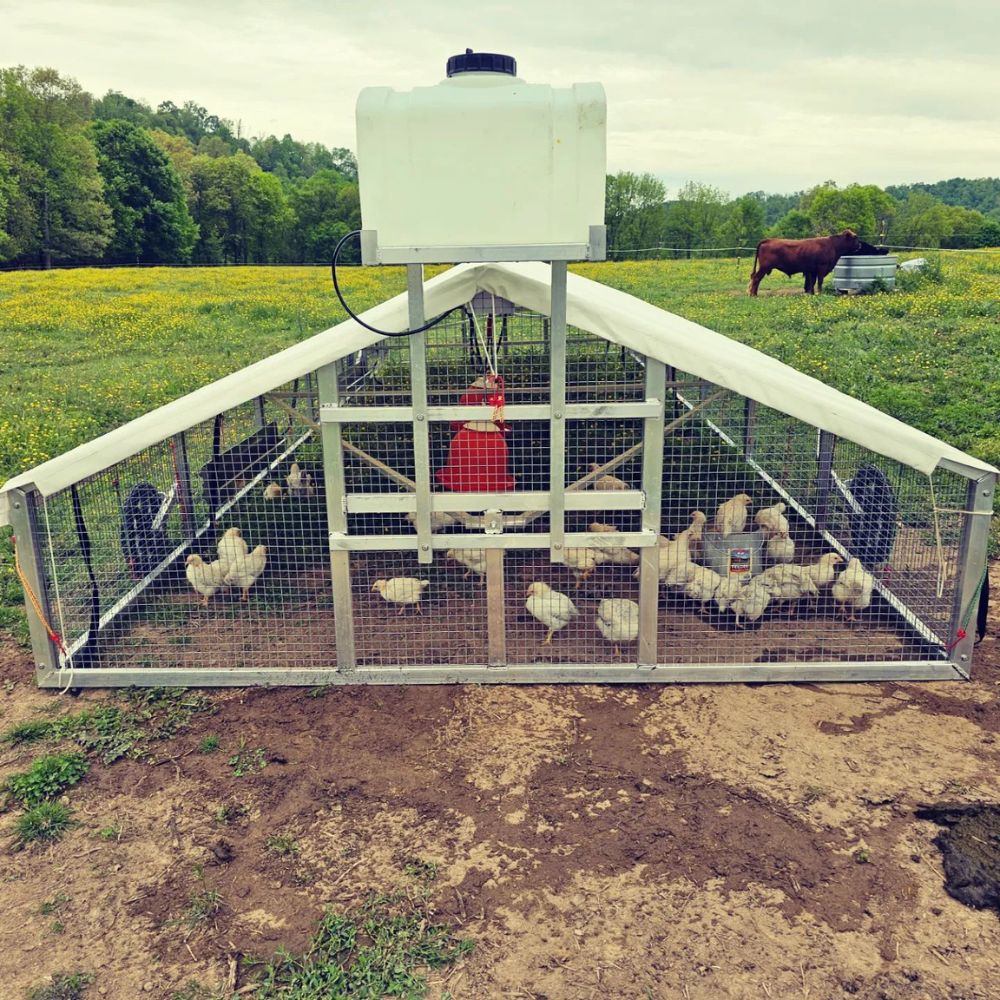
<box><xmin>356</xmin><ymin>53</ymin><xmax>606</xmax><ymax>264</ymax></box>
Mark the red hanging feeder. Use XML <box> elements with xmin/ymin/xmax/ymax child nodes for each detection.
<box><xmin>436</xmin><ymin>374</ymin><xmax>515</xmax><ymax>492</ymax></box>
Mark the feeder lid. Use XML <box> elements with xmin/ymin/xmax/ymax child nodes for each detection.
<box><xmin>447</xmin><ymin>48</ymin><xmax>517</xmax><ymax>77</ymax></box>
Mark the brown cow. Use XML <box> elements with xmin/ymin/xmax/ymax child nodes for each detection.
<box><xmin>748</xmin><ymin>230</ymin><xmax>863</xmax><ymax>296</ymax></box>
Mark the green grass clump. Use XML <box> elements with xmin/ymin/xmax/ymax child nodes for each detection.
<box><xmin>25</xmin><ymin>972</ymin><xmax>93</xmax><ymax>1000</ymax></box>
<box><xmin>249</xmin><ymin>893</ymin><xmax>473</xmax><ymax>999</ymax></box>
<box><xmin>6</xmin><ymin>752</ymin><xmax>89</xmax><ymax>807</ymax></box>
<box><xmin>14</xmin><ymin>802</ymin><xmax>75</xmax><ymax>845</ymax></box>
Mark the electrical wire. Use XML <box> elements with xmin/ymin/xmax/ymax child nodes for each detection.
<box><xmin>329</xmin><ymin>230</ymin><xmax>466</xmax><ymax>338</ymax></box>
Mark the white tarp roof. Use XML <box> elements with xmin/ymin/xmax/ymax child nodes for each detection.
<box><xmin>1</xmin><ymin>261</ymin><xmax>994</xmax><ymax>525</ymax></box>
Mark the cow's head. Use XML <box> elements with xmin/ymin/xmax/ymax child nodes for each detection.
<box><xmin>855</xmin><ymin>239</ymin><xmax>890</xmax><ymax>256</ymax></box>
<box><xmin>837</xmin><ymin>229</ymin><xmax>863</xmax><ymax>254</ymax></box>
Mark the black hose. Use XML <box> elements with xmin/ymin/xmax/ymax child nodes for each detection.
<box><xmin>330</xmin><ymin>230</ymin><xmax>465</xmax><ymax>338</ymax></box>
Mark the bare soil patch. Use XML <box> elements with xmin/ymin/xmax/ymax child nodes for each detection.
<box><xmin>0</xmin><ymin>558</ymin><xmax>997</xmax><ymax>998</ymax></box>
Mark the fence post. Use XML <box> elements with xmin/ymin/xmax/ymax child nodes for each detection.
<box><xmin>7</xmin><ymin>488</ymin><xmax>62</xmax><ymax>683</ymax></box>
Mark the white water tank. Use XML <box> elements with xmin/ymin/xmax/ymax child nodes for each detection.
<box><xmin>356</xmin><ymin>50</ymin><xmax>607</xmax><ymax>264</ymax></box>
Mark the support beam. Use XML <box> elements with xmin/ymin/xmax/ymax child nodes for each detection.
<box><xmin>548</xmin><ymin>261</ymin><xmax>568</xmax><ymax>563</ymax></box>
<box><xmin>486</xmin><ymin>549</ymin><xmax>507</xmax><ymax>666</ymax></box>
<box><xmin>318</xmin><ymin>361</ymin><xmax>356</xmax><ymax>671</ymax></box>
<box><xmin>408</xmin><ymin>264</ymin><xmax>434</xmax><ymax>566</ymax></box>
<box><xmin>639</xmin><ymin>359</ymin><xmax>666</xmax><ymax>666</ymax></box>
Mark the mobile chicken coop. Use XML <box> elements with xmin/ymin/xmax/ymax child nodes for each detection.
<box><xmin>1</xmin><ymin>49</ymin><xmax>995</xmax><ymax>687</ymax></box>
<box><xmin>0</xmin><ymin>261</ymin><xmax>994</xmax><ymax>688</ymax></box>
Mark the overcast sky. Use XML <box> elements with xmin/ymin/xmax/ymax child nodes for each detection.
<box><xmin>4</xmin><ymin>0</ymin><xmax>999</xmax><ymax>196</ymax></box>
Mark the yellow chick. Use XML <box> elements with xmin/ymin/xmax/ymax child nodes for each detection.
<box><xmin>714</xmin><ymin>576</ymin><xmax>746</xmax><ymax>614</ymax></box>
<box><xmin>185</xmin><ymin>554</ymin><xmax>227</xmax><ymax>607</ymax></box>
<box><xmin>806</xmin><ymin>552</ymin><xmax>845</xmax><ymax>588</ymax></box>
<box><xmin>766</xmin><ymin>534</ymin><xmax>795</xmax><ymax>563</ymax></box>
<box><xmin>263</xmin><ymin>482</ymin><xmax>283</xmax><ymax>501</ymax></box>
<box><xmin>222</xmin><ymin>544</ymin><xmax>267</xmax><ymax>601</ymax></box>
<box><xmin>731</xmin><ymin>578</ymin><xmax>773</xmax><ymax>628</ymax></box>
<box><xmin>756</xmin><ymin>563</ymin><xmax>818</xmax><ymax>613</ymax></box>
<box><xmin>754</xmin><ymin>502</ymin><xmax>789</xmax><ymax>538</ymax></box>
<box><xmin>564</xmin><ymin>546</ymin><xmax>609</xmax><ymax>587</ymax></box>
<box><xmin>525</xmin><ymin>581</ymin><xmax>578</xmax><ymax>645</ymax></box>
<box><xmin>589</xmin><ymin>463</ymin><xmax>629</xmax><ymax>491</ymax></box>
<box><xmin>595</xmin><ymin>598</ymin><xmax>640</xmax><ymax>657</ymax></box>
<box><xmin>446</xmin><ymin>548</ymin><xmax>487</xmax><ymax>579</ymax></box>
<box><xmin>372</xmin><ymin>577</ymin><xmax>429</xmax><ymax>614</ymax></box>
<box><xmin>588</xmin><ymin>522</ymin><xmax>640</xmax><ymax>565</ymax></box>
<box><xmin>831</xmin><ymin>558</ymin><xmax>875</xmax><ymax>621</ymax></box>
<box><xmin>217</xmin><ymin>527</ymin><xmax>248</xmax><ymax>572</ymax></box>
<box><xmin>406</xmin><ymin>510</ymin><xmax>459</xmax><ymax>532</ymax></box>
<box><xmin>684</xmin><ymin>564</ymin><xmax>723</xmax><ymax>611</ymax></box>
<box><xmin>714</xmin><ymin>494</ymin><xmax>752</xmax><ymax>538</ymax></box>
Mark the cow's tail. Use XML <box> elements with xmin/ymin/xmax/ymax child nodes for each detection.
<box><xmin>747</xmin><ymin>244</ymin><xmax>761</xmax><ymax>295</ymax></box>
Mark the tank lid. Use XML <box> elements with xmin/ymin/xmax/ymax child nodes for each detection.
<box><xmin>446</xmin><ymin>48</ymin><xmax>517</xmax><ymax>77</ymax></box>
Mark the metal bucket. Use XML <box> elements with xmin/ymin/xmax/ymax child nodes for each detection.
<box><xmin>702</xmin><ymin>529</ymin><xmax>765</xmax><ymax>579</ymax></box>
<box><xmin>833</xmin><ymin>255</ymin><xmax>898</xmax><ymax>293</ymax></box>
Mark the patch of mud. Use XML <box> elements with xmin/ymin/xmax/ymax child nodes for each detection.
<box><xmin>916</xmin><ymin>802</ymin><xmax>1000</xmax><ymax>912</ymax></box>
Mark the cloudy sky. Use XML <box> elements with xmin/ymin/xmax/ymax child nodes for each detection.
<box><xmin>4</xmin><ymin>0</ymin><xmax>999</xmax><ymax>196</ymax></box>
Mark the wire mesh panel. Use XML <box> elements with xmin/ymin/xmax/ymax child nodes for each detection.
<box><xmin>12</xmin><ymin>277</ymin><xmax>989</xmax><ymax>686</ymax></box>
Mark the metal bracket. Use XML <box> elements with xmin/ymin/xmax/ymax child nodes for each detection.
<box><xmin>483</xmin><ymin>509</ymin><xmax>504</xmax><ymax>535</ymax></box>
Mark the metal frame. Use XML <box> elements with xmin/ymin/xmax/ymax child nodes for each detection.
<box><xmin>14</xmin><ymin>267</ymin><xmax>993</xmax><ymax>688</ymax></box>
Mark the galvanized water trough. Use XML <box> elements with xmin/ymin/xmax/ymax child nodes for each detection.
<box><xmin>833</xmin><ymin>255</ymin><xmax>898</xmax><ymax>293</ymax></box>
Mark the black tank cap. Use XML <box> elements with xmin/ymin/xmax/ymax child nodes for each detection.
<box><xmin>446</xmin><ymin>49</ymin><xmax>517</xmax><ymax>77</ymax></box>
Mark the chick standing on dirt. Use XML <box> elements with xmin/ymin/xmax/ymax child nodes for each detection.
<box><xmin>564</xmin><ymin>546</ymin><xmax>609</xmax><ymax>587</ymax></box>
<box><xmin>648</xmin><ymin>511</ymin><xmax>706</xmax><ymax>587</ymax></box>
<box><xmin>714</xmin><ymin>575</ymin><xmax>746</xmax><ymax>614</ymax></box>
<box><xmin>447</xmin><ymin>548</ymin><xmax>487</xmax><ymax>579</ymax></box>
<box><xmin>588</xmin><ymin>522</ymin><xmax>640</xmax><ymax>565</ymax></box>
<box><xmin>684</xmin><ymin>564</ymin><xmax>724</xmax><ymax>611</ymax></box>
<box><xmin>372</xmin><ymin>577</ymin><xmax>429</xmax><ymax>614</ymax></box>
<box><xmin>185</xmin><ymin>554</ymin><xmax>227</xmax><ymax>607</ymax></box>
<box><xmin>595</xmin><ymin>598</ymin><xmax>640</xmax><ymax>657</ymax></box>
<box><xmin>525</xmin><ymin>582</ymin><xmax>578</xmax><ymax>645</ymax></box>
<box><xmin>756</xmin><ymin>563</ymin><xmax>818</xmax><ymax>613</ymax></box>
<box><xmin>713</xmin><ymin>494</ymin><xmax>752</xmax><ymax>538</ymax></box>
<box><xmin>806</xmin><ymin>552</ymin><xmax>845</xmax><ymax>588</ymax></box>
<box><xmin>217</xmin><ymin>526</ymin><xmax>248</xmax><ymax>572</ymax></box>
<box><xmin>832</xmin><ymin>558</ymin><xmax>875</xmax><ymax>621</ymax></box>
<box><xmin>223</xmin><ymin>545</ymin><xmax>268</xmax><ymax>601</ymax></box>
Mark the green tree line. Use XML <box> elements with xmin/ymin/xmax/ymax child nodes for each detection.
<box><xmin>0</xmin><ymin>66</ymin><xmax>360</xmax><ymax>267</ymax></box>
<box><xmin>605</xmin><ymin>173</ymin><xmax>1000</xmax><ymax>259</ymax></box>
<box><xmin>2</xmin><ymin>65</ymin><xmax>999</xmax><ymax>268</ymax></box>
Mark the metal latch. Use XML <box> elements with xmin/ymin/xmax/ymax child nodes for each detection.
<box><xmin>484</xmin><ymin>509</ymin><xmax>504</xmax><ymax>535</ymax></box>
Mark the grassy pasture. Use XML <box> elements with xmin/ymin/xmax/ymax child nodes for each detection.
<box><xmin>0</xmin><ymin>254</ymin><xmax>998</xmax><ymax>486</ymax></box>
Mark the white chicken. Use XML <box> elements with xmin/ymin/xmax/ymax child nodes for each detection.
<box><xmin>525</xmin><ymin>582</ymin><xmax>578</xmax><ymax>645</ymax></box>
<box><xmin>222</xmin><ymin>544</ymin><xmax>268</xmax><ymax>601</ymax></box>
<box><xmin>595</xmin><ymin>598</ymin><xmax>640</xmax><ymax>657</ymax></box>
<box><xmin>713</xmin><ymin>494</ymin><xmax>753</xmax><ymax>538</ymax></box>
<box><xmin>263</xmin><ymin>482</ymin><xmax>283</xmax><ymax>501</ymax></box>
<box><xmin>406</xmin><ymin>510</ymin><xmax>459</xmax><ymax>532</ymax></box>
<box><xmin>714</xmin><ymin>576</ymin><xmax>747</xmax><ymax>614</ymax></box>
<box><xmin>731</xmin><ymin>578</ymin><xmax>773</xmax><ymax>627</ymax></box>
<box><xmin>588</xmin><ymin>522</ymin><xmax>640</xmax><ymax>565</ymax></box>
<box><xmin>185</xmin><ymin>554</ymin><xmax>227</xmax><ymax>607</ymax></box>
<box><xmin>589</xmin><ymin>464</ymin><xmax>629</xmax><ymax>491</ymax></box>
<box><xmin>648</xmin><ymin>511</ymin><xmax>706</xmax><ymax>587</ymax></box>
<box><xmin>756</xmin><ymin>563</ymin><xmax>818</xmax><ymax>613</ymax></box>
<box><xmin>767</xmin><ymin>534</ymin><xmax>796</xmax><ymax>563</ymax></box>
<box><xmin>754</xmin><ymin>502</ymin><xmax>789</xmax><ymax>538</ymax></box>
<box><xmin>832</xmin><ymin>558</ymin><xmax>876</xmax><ymax>621</ymax></box>
<box><xmin>684</xmin><ymin>564</ymin><xmax>723</xmax><ymax>611</ymax></box>
<box><xmin>564</xmin><ymin>546</ymin><xmax>609</xmax><ymax>587</ymax></box>
<box><xmin>217</xmin><ymin>527</ymin><xmax>248</xmax><ymax>572</ymax></box>
<box><xmin>446</xmin><ymin>548</ymin><xmax>487</xmax><ymax>579</ymax></box>
<box><xmin>806</xmin><ymin>552</ymin><xmax>845</xmax><ymax>589</ymax></box>
<box><xmin>372</xmin><ymin>577</ymin><xmax>429</xmax><ymax>614</ymax></box>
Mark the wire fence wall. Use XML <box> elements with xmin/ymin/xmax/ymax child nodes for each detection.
<box><xmin>11</xmin><ymin>299</ymin><xmax>987</xmax><ymax>684</ymax></box>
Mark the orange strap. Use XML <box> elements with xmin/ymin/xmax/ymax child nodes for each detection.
<box><xmin>10</xmin><ymin>535</ymin><xmax>66</xmax><ymax>654</ymax></box>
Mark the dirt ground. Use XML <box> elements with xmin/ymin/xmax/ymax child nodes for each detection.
<box><xmin>1</xmin><ymin>563</ymin><xmax>999</xmax><ymax>999</ymax></box>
